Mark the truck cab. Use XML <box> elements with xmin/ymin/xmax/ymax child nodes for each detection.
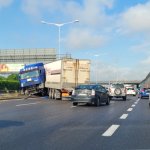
<box><xmin>19</xmin><ymin>63</ymin><xmax>46</xmax><ymax>95</ymax></box>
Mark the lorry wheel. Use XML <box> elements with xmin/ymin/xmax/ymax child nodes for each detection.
<box><xmin>54</xmin><ymin>90</ymin><xmax>61</xmax><ymax>100</ymax></box>
<box><xmin>48</xmin><ymin>89</ymin><xmax>52</xmax><ymax>99</ymax></box>
<box><xmin>25</xmin><ymin>90</ymin><xmax>29</xmax><ymax>96</ymax></box>
<box><xmin>52</xmin><ymin>90</ymin><xmax>55</xmax><ymax>100</ymax></box>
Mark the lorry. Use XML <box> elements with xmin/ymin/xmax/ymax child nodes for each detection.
<box><xmin>19</xmin><ymin>62</ymin><xmax>46</xmax><ymax>96</ymax></box>
<box><xmin>19</xmin><ymin>59</ymin><xmax>90</xmax><ymax>99</ymax></box>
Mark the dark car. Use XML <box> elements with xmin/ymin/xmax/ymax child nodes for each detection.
<box><xmin>71</xmin><ymin>84</ymin><xmax>110</xmax><ymax>106</ymax></box>
<box><xmin>139</xmin><ymin>88</ymin><xmax>150</xmax><ymax>99</ymax></box>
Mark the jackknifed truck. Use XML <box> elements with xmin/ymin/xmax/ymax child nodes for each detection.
<box><xmin>19</xmin><ymin>59</ymin><xmax>90</xmax><ymax>100</ymax></box>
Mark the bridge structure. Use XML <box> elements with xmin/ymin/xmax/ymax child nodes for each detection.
<box><xmin>91</xmin><ymin>80</ymin><xmax>141</xmax><ymax>87</ymax></box>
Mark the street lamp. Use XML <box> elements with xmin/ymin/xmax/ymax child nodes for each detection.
<box><xmin>41</xmin><ymin>20</ymin><xmax>79</xmax><ymax>59</ymax></box>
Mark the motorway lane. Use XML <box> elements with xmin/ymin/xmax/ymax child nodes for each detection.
<box><xmin>101</xmin><ymin>97</ymin><xmax>150</xmax><ymax>150</ymax></box>
<box><xmin>0</xmin><ymin>96</ymin><xmax>147</xmax><ymax>150</ymax></box>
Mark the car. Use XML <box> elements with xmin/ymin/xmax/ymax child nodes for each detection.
<box><xmin>71</xmin><ymin>84</ymin><xmax>110</xmax><ymax>106</ymax></box>
<box><xmin>108</xmin><ymin>83</ymin><xmax>127</xmax><ymax>100</ymax></box>
<box><xmin>126</xmin><ymin>87</ymin><xmax>136</xmax><ymax>96</ymax></box>
<box><xmin>139</xmin><ymin>88</ymin><xmax>150</xmax><ymax>99</ymax></box>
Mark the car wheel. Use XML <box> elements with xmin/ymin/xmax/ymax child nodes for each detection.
<box><xmin>73</xmin><ymin>102</ymin><xmax>78</xmax><ymax>106</ymax></box>
<box><xmin>94</xmin><ymin>97</ymin><xmax>100</xmax><ymax>107</ymax></box>
<box><xmin>106</xmin><ymin>97</ymin><xmax>110</xmax><ymax>105</ymax></box>
<box><xmin>109</xmin><ymin>96</ymin><xmax>112</xmax><ymax>100</ymax></box>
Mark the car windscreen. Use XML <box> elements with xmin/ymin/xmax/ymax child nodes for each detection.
<box><xmin>20</xmin><ymin>70</ymin><xmax>39</xmax><ymax>79</ymax></box>
<box><xmin>145</xmin><ymin>90</ymin><xmax>150</xmax><ymax>93</ymax></box>
<box><xmin>75</xmin><ymin>85</ymin><xmax>96</xmax><ymax>90</ymax></box>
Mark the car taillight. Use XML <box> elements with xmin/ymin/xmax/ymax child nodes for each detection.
<box><xmin>91</xmin><ymin>89</ymin><xmax>95</xmax><ymax>96</ymax></box>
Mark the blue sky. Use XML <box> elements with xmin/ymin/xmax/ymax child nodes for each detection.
<box><xmin>0</xmin><ymin>0</ymin><xmax>150</xmax><ymax>81</ymax></box>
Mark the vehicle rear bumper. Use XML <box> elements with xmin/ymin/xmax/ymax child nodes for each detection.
<box><xmin>140</xmin><ymin>95</ymin><xmax>149</xmax><ymax>98</ymax></box>
<box><xmin>71</xmin><ymin>97</ymin><xmax>94</xmax><ymax>103</ymax></box>
<box><xmin>109</xmin><ymin>94</ymin><xmax>126</xmax><ymax>97</ymax></box>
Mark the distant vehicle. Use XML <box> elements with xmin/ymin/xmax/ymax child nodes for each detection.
<box><xmin>108</xmin><ymin>83</ymin><xmax>127</xmax><ymax>100</ymax></box>
<box><xmin>71</xmin><ymin>84</ymin><xmax>110</xmax><ymax>106</ymax></box>
<box><xmin>126</xmin><ymin>87</ymin><xmax>136</xmax><ymax>96</ymax></box>
<box><xmin>139</xmin><ymin>88</ymin><xmax>150</xmax><ymax>99</ymax></box>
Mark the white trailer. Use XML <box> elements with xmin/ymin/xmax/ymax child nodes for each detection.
<box><xmin>44</xmin><ymin>59</ymin><xmax>90</xmax><ymax>99</ymax></box>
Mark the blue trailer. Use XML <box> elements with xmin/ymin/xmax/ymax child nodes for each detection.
<box><xmin>19</xmin><ymin>63</ymin><xmax>46</xmax><ymax>95</ymax></box>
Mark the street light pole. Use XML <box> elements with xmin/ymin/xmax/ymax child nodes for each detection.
<box><xmin>58</xmin><ymin>26</ymin><xmax>60</xmax><ymax>59</ymax></box>
<box><xmin>41</xmin><ymin>20</ymin><xmax>79</xmax><ymax>59</ymax></box>
<box><xmin>94</xmin><ymin>54</ymin><xmax>99</xmax><ymax>84</ymax></box>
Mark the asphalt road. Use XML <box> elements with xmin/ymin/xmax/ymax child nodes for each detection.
<box><xmin>0</xmin><ymin>96</ymin><xmax>150</xmax><ymax>150</ymax></box>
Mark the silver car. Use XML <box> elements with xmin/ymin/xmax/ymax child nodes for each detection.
<box><xmin>108</xmin><ymin>83</ymin><xmax>127</xmax><ymax>100</ymax></box>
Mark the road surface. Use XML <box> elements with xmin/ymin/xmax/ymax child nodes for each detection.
<box><xmin>0</xmin><ymin>96</ymin><xmax>149</xmax><ymax>150</ymax></box>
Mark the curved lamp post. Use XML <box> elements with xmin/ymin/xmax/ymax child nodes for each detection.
<box><xmin>41</xmin><ymin>20</ymin><xmax>79</xmax><ymax>59</ymax></box>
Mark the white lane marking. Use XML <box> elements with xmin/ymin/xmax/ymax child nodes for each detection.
<box><xmin>120</xmin><ymin>114</ymin><xmax>128</xmax><ymax>119</ymax></box>
<box><xmin>131</xmin><ymin>104</ymin><xmax>136</xmax><ymax>107</ymax></box>
<box><xmin>16</xmin><ymin>102</ymin><xmax>41</xmax><ymax>107</ymax></box>
<box><xmin>102</xmin><ymin>125</ymin><xmax>120</xmax><ymax>137</ymax></box>
<box><xmin>110</xmin><ymin>101</ymin><xmax>115</xmax><ymax>104</ymax></box>
<box><xmin>134</xmin><ymin>102</ymin><xmax>138</xmax><ymax>104</ymax></box>
<box><xmin>1</xmin><ymin>99</ymin><xmax>24</xmax><ymax>102</ymax></box>
<box><xmin>127</xmin><ymin>108</ymin><xmax>133</xmax><ymax>112</ymax></box>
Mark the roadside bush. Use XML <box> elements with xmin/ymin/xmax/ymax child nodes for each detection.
<box><xmin>0</xmin><ymin>74</ymin><xmax>20</xmax><ymax>92</ymax></box>
<box><xmin>0</xmin><ymin>80</ymin><xmax>19</xmax><ymax>91</ymax></box>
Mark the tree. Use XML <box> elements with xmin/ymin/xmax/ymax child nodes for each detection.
<box><xmin>7</xmin><ymin>74</ymin><xmax>19</xmax><ymax>81</ymax></box>
<box><xmin>0</xmin><ymin>76</ymin><xmax>6</xmax><ymax>81</ymax></box>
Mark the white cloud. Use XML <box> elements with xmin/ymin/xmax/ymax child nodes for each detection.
<box><xmin>118</xmin><ymin>2</ymin><xmax>150</xmax><ymax>34</ymax></box>
<box><xmin>21</xmin><ymin>0</ymin><xmax>115</xmax><ymax>50</ymax></box>
<box><xmin>62</xmin><ymin>0</ymin><xmax>114</xmax><ymax>28</ymax></box>
<box><xmin>0</xmin><ymin>0</ymin><xmax>13</xmax><ymax>8</ymax></box>
<box><xmin>90</xmin><ymin>61</ymin><xmax>148</xmax><ymax>81</ymax></box>
<box><xmin>21</xmin><ymin>0</ymin><xmax>60</xmax><ymax>17</ymax></box>
<box><xmin>141</xmin><ymin>56</ymin><xmax>150</xmax><ymax>65</ymax></box>
<box><xmin>21</xmin><ymin>0</ymin><xmax>115</xmax><ymax>27</ymax></box>
<box><xmin>131</xmin><ymin>41</ymin><xmax>150</xmax><ymax>53</ymax></box>
<box><xmin>64</xmin><ymin>28</ymin><xmax>107</xmax><ymax>50</ymax></box>
<box><xmin>91</xmin><ymin>61</ymin><xmax>132</xmax><ymax>81</ymax></box>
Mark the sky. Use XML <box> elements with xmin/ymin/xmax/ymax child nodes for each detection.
<box><xmin>0</xmin><ymin>0</ymin><xmax>150</xmax><ymax>82</ymax></box>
